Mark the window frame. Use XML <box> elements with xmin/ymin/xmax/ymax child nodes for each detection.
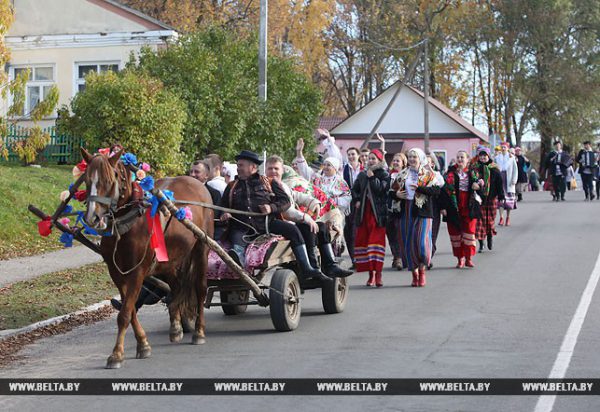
<box><xmin>73</xmin><ymin>61</ymin><xmax>121</xmax><ymax>96</ymax></box>
<box><xmin>8</xmin><ymin>63</ymin><xmax>57</xmax><ymax>119</ymax></box>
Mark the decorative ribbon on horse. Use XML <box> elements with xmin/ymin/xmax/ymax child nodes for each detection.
<box><xmin>37</xmin><ymin>216</ymin><xmax>52</xmax><ymax>237</ymax></box>
<box><xmin>145</xmin><ymin>209</ymin><xmax>169</xmax><ymax>262</ymax></box>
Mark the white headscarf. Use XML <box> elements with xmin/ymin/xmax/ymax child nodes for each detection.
<box><xmin>324</xmin><ymin>156</ymin><xmax>341</xmax><ymax>172</ymax></box>
<box><xmin>408</xmin><ymin>148</ymin><xmax>427</xmax><ymax>168</ymax></box>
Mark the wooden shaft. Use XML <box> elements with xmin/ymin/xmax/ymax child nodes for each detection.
<box><xmin>152</xmin><ymin>189</ymin><xmax>270</xmax><ymax>307</ymax></box>
<box><xmin>51</xmin><ymin>174</ymin><xmax>86</xmax><ymax>221</ymax></box>
<box><xmin>28</xmin><ymin>204</ymin><xmax>102</xmax><ymax>254</ymax></box>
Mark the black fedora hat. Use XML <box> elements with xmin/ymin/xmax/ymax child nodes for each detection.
<box><xmin>234</xmin><ymin>150</ymin><xmax>263</xmax><ymax>165</ymax></box>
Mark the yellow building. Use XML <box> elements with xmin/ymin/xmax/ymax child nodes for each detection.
<box><xmin>4</xmin><ymin>0</ymin><xmax>177</xmax><ymax>127</ymax></box>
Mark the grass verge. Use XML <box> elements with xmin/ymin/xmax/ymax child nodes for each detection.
<box><xmin>0</xmin><ymin>164</ymin><xmax>77</xmax><ymax>260</ymax></box>
<box><xmin>0</xmin><ymin>262</ymin><xmax>117</xmax><ymax>331</ymax></box>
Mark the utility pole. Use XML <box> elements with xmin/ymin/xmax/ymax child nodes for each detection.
<box><xmin>423</xmin><ymin>38</ymin><xmax>430</xmax><ymax>155</ymax></box>
<box><xmin>258</xmin><ymin>0</ymin><xmax>268</xmax><ymax>102</ymax></box>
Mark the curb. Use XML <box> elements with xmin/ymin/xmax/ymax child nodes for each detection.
<box><xmin>0</xmin><ymin>298</ymin><xmax>117</xmax><ymax>342</ymax></box>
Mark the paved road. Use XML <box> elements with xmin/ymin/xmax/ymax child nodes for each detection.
<box><xmin>0</xmin><ymin>246</ymin><xmax>102</xmax><ymax>287</ymax></box>
<box><xmin>1</xmin><ymin>191</ymin><xmax>600</xmax><ymax>411</ymax></box>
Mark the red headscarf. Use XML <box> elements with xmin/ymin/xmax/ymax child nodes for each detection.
<box><xmin>371</xmin><ymin>149</ymin><xmax>384</xmax><ymax>161</ymax></box>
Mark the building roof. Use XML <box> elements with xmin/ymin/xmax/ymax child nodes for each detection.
<box><xmin>8</xmin><ymin>0</ymin><xmax>175</xmax><ymax>37</ymax></box>
<box><xmin>331</xmin><ymin>80</ymin><xmax>488</xmax><ymax>143</ymax></box>
<box><xmin>318</xmin><ymin>117</ymin><xmax>345</xmax><ymax>131</ymax></box>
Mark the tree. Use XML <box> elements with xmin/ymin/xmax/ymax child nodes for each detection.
<box><xmin>57</xmin><ymin>70</ymin><xmax>187</xmax><ymax>176</ymax></box>
<box><xmin>0</xmin><ymin>0</ymin><xmax>58</xmax><ymax>163</ymax></box>
<box><xmin>136</xmin><ymin>27</ymin><xmax>322</xmax><ymax>162</ymax></box>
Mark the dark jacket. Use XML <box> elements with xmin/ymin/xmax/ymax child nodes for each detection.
<box><xmin>472</xmin><ymin>161</ymin><xmax>505</xmax><ymax>204</ymax></box>
<box><xmin>439</xmin><ymin>165</ymin><xmax>481</xmax><ymax>228</ymax></box>
<box><xmin>576</xmin><ymin>149</ymin><xmax>598</xmax><ymax>175</ymax></box>
<box><xmin>343</xmin><ymin>163</ymin><xmax>362</xmax><ymax>189</ymax></box>
<box><xmin>351</xmin><ymin>164</ymin><xmax>389</xmax><ymax>227</ymax></box>
<box><xmin>545</xmin><ymin>151</ymin><xmax>571</xmax><ymax>177</ymax></box>
<box><xmin>516</xmin><ymin>155</ymin><xmax>530</xmax><ymax>183</ymax></box>
<box><xmin>389</xmin><ymin>170</ymin><xmax>441</xmax><ymax>219</ymax></box>
<box><xmin>220</xmin><ymin>173</ymin><xmax>290</xmax><ymax>234</ymax></box>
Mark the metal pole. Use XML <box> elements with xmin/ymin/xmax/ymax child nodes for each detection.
<box><xmin>258</xmin><ymin>0</ymin><xmax>268</xmax><ymax>102</ymax></box>
<box><xmin>423</xmin><ymin>38</ymin><xmax>430</xmax><ymax>155</ymax></box>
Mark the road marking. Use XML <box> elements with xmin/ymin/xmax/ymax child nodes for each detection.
<box><xmin>534</xmin><ymin>247</ymin><xmax>600</xmax><ymax>412</ymax></box>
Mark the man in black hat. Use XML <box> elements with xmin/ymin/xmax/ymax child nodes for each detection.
<box><xmin>220</xmin><ymin>150</ymin><xmax>330</xmax><ymax>282</ymax></box>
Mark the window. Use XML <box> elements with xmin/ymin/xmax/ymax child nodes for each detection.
<box><xmin>10</xmin><ymin>65</ymin><xmax>55</xmax><ymax>117</ymax></box>
<box><xmin>75</xmin><ymin>62</ymin><xmax>120</xmax><ymax>93</ymax></box>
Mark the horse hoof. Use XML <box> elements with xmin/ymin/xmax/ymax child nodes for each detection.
<box><xmin>191</xmin><ymin>334</ymin><xmax>206</xmax><ymax>345</ymax></box>
<box><xmin>136</xmin><ymin>345</ymin><xmax>152</xmax><ymax>359</ymax></box>
<box><xmin>105</xmin><ymin>356</ymin><xmax>123</xmax><ymax>369</ymax></box>
<box><xmin>170</xmin><ymin>330</ymin><xmax>183</xmax><ymax>343</ymax></box>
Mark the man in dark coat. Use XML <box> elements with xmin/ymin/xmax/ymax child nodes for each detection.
<box><xmin>576</xmin><ymin>141</ymin><xmax>598</xmax><ymax>201</ymax></box>
<box><xmin>220</xmin><ymin>150</ymin><xmax>329</xmax><ymax>281</ymax></box>
<box><xmin>545</xmin><ymin>141</ymin><xmax>571</xmax><ymax>201</ymax></box>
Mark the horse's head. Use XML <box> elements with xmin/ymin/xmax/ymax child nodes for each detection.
<box><xmin>80</xmin><ymin>147</ymin><xmax>125</xmax><ymax>230</ymax></box>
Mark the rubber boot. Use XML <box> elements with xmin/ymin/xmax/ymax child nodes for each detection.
<box><xmin>465</xmin><ymin>256</ymin><xmax>475</xmax><ymax>268</ymax></box>
<box><xmin>110</xmin><ymin>283</ymin><xmax>155</xmax><ymax>312</ymax></box>
<box><xmin>418</xmin><ymin>266</ymin><xmax>426</xmax><ymax>287</ymax></box>
<box><xmin>487</xmin><ymin>234</ymin><xmax>493</xmax><ymax>250</ymax></box>
<box><xmin>319</xmin><ymin>243</ymin><xmax>353</xmax><ymax>278</ymax></box>
<box><xmin>375</xmin><ymin>271</ymin><xmax>383</xmax><ymax>287</ymax></box>
<box><xmin>366</xmin><ymin>271</ymin><xmax>375</xmax><ymax>287</ymax></box>
<box><xmin>411</xmin><ymin>270</ymin><xmax>419</xmax><ymax>287</ymax></box>
<box><xmin>478</xmin><ymin>240</ymin><xmax>484</xmax><ymax>253</ymax></box>
<box><xmin>456</xmin><ymin>257</ymin><xmax>465</xmax><ymax>268</ymax></box>
<box><xmin>292</xmin><ymin>244</ymin><xmax>331</xmax><ymax>282</ymax></box>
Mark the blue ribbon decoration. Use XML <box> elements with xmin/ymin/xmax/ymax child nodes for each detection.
<box><xmin>148</xmin><ymin>190</ymin><xmax>174</xmax><ymax>217</ymax></box>
<box><xmin>64</xmin><ymin>204</ymin><xmax>73</xmax><ymax>214</ymax></box>
<box><xmin>175</xmin><ymin>207</ymin><xmax>186</xmax><ymax>220</ymax></box>
<box><xmin>59</xmin><ymin>232</ymin><xmax>74</xmax><ymax>248</ymax></box>
<box><xmin>140</xmin><ymin>176</ymin><xmax>155</xmax><ymax>191</ymax></box>
<box><xmin>75</xmin><ymin>211</ymin><xmax>111</xmax><ymax>236</ymax></box>
<box><xmin>121</xmin><ymin>152</ymin><xmax>138</xmax><ymax>166</ymax></box>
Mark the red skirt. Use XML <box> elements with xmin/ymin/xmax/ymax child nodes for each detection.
<box><xmin>354</xmin><ymin>202</ymin><xmax>386</xmax><ymax>273</ymax></box>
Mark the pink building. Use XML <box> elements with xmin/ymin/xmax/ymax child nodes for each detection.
<box><xmin>327</xmin><ymin>81</ymin><xmax>488</xmax><ymax>170</ymax></box>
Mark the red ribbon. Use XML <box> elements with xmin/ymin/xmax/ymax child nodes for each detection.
<box><xmin>145</xmin><ymin>209</ymin><xmax>169</xmax><ymax>262</ymax></box>
<box><xmin>74</xmin><ymin>190</ymin><xmax>88</xmax><ymax>201</ymax></box>
<box><xmin>37</xmin><ymin>217</ymin><xmax>52</xmax><ymax>237</ymax></box>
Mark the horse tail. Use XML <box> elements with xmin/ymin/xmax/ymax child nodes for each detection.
<box><xmin>170</xmin><ymin>239</ymin><xmax>205</xmax><ymax>320</ymax></box>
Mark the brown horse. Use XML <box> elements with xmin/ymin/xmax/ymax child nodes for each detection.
<box><xmin>80</xmin><ymin>148</ymin><xmax>213</xmax><ymax>369</ymax></box>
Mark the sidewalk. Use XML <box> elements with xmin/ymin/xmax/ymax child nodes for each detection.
<box><xmin>0</xmin><ymin>246</ymin><xmax>102</xmax><ymax>288</ymax></box>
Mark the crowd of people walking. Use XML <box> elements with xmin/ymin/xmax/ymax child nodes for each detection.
<box><xmin>187</xmin><ymin>132</ymin><xmax>599</xmax><ymax>291</ymax></box>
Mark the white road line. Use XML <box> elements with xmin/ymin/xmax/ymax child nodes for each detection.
<box><xmin>534</xmin><ymin>247</ymin><xmax>600</xmax><ymax>412</ymax></box>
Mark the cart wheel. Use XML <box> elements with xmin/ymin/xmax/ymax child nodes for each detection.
<box><xmin>182</xmin><ymin>316</ymin><xmax>196</xmax><ymax>333</ymax></box>
<box><xmin>220</xmin><ymin>290</ymin><xmax>249</xmax><ymax>316</ymax></box>
<box><xmin>269</xmin><ymin>268</ymin><xmax>301</xmax><ymax>331</ymax></box>
<box><xmin>322</xmin><ymin>276</ymin><xmax>348</xmax><ymax>314</ymax></box>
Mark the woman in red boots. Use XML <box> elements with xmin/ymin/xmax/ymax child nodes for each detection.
<box><xmin>352</xmin><ymin>149</ymin><xmax>389</xmax><ymax>287</ymax></box>
<box><xmin>391</xmin><ymin>148</ymin><xmax>440</xmax><ymax>287</ymax></box>
<box><xmin>440</xmin><ymin>150</ymin><xmax>481</xmax><ymax>268</ymax></box>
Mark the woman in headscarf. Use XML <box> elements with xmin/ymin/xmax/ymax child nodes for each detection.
<box><xmin>352</xmin><ymin>149</ymin><xmax>389</xmax><ymax>287</ymax></box>
<box><xmin>391</xmin><ymin>148</ymin><xmax>440</xmax><ymax>287</ymax></box>
<box><xmin>311</xmin><ymin>157</ymin><xmax>352</xmax><ymax>215</ymax></box>
<box><xmin>472</xmin><ymin>146</ymin><xmax>504</xmax><ymax>252</ymax></box>
<box><xmin>440</xmin><ymin>150</ymin><xmax>481</xmax><ymax>268</ymax></box>
<box><xmin>494</xmin><ymin>142</ymin><xmax>518</xmax><ymax>226</ymax></box>
<box><xmin>387</xmin><ymin>152</ymin><xmax>407</xmax><ymax>270</ymax></box>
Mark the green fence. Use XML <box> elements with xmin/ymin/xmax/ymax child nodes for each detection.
<box><xmin>1</xmin><ymin>125</ymin><xmax>84</xmax><ymax>164</ymax></box>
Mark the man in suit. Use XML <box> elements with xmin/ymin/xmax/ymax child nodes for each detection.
<box><xmin>545</xmin><ymin>141</ymin><xmax>571</xmax><ymax>201</ymax></box>
<box><xmin>576</xmin><ymin>141</ymin><xmax>598</xmax><ymax>201</ymax></box>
